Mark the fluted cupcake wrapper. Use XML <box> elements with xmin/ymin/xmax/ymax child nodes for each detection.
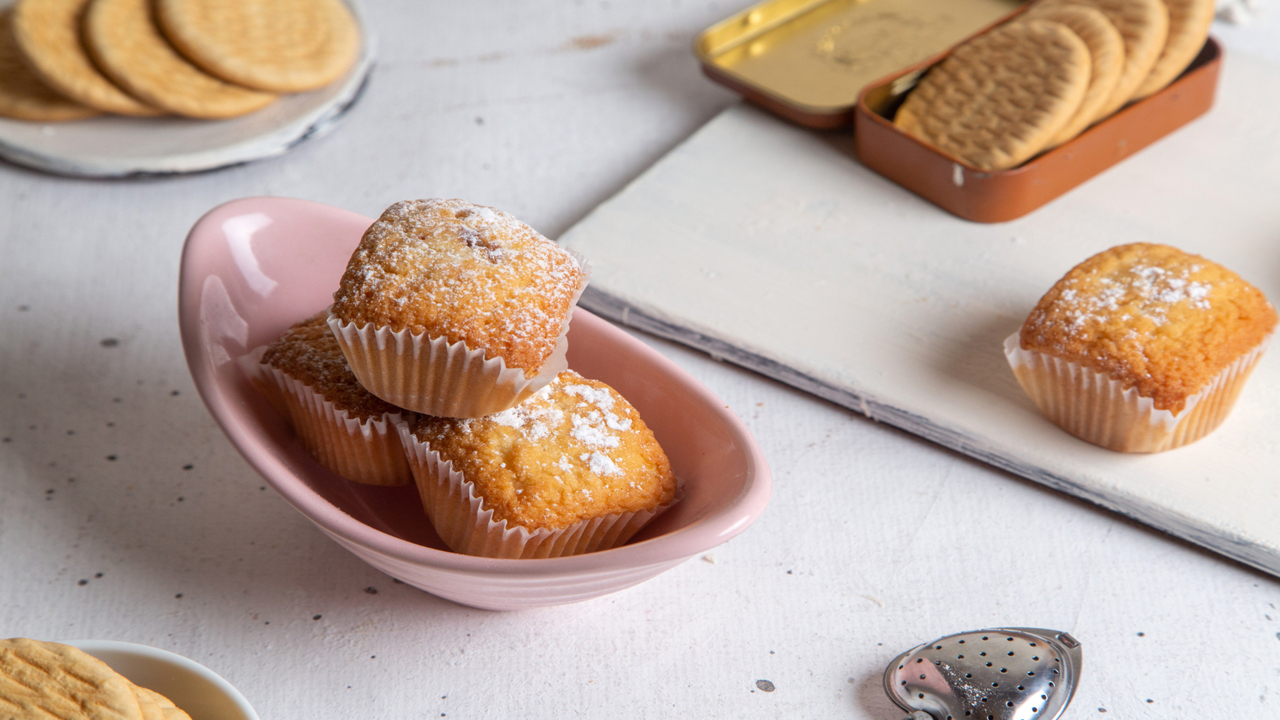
<box><xmin>261</xmin><ymin>364</ymin><xmax>412</xmax><ymax>486</ymax></box>
<box><xmin>1004</xmin><ymin>332</ymin><xmax>1271</xmax><ymax>453</ymax></box>
<box><xmin>238</xmin><ymin>346</ymin><xmax>291</xmax><ymax>416</ymax></box>
<box><xmin>327</xmin><ymin>254</ymin><xmax>591</xmax><ymax>419</ymax></box>
<box><xmin>398</xmin><ymin>425</ymin><xmax>677</xmax><ymax>559</ymax></box>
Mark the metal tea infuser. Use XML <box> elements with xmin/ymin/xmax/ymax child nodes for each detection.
<box><xmin>883</xmin><ymin>628</ymin><xmax>1082</xmax><ymax>720</ymax></box>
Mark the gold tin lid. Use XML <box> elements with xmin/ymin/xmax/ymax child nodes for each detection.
<box><xmin>695</xmin><ymin>0</ymin><xmax>1024</xmax><ymax>128</ymax></box>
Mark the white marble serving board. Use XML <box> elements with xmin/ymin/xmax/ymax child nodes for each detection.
<box><xmin>559</xmin><ymin>51</ymin><xmax>1280</xmax><ymax>577</ymax></box>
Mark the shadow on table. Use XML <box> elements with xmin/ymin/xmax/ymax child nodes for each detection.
<box><xmin>853</xmin><ymin>663</ymin><xmax>903</xmax><ymax>718</ymax></box>
<box><xmin>0</xmin><ymin>313</ymin><xmax>472</xmax><ymax>615</ymax></box>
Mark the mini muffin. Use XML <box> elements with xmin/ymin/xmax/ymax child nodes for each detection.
<box><xmin>329</xmin><ymin>199</ymin><xmax>589</xmax><ymax>418</ymax></box>
<box><xmin>400</xmin><ymin>370</ymin><xmax>678</xmax><ymax>558</ymax></box>
<box><xmin>1006</xmin><ymin>243</ymin><xmax>1276</xmax><ymax>452</ymax></box>
<box><xmin>261</xmin><ymin>312</ymin><xmax>412</xmax><ymax>486</ymax></box>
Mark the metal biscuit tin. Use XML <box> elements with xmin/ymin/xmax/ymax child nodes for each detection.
<box><xmin>694</xmin><ymin>0</ymin><xmax>1023</xmax><ymax>128</ymax></box>
<box><xmin>854</xmin><ymin>38</ymin><xmax>1223</xmax><ymax>222</ymax></box>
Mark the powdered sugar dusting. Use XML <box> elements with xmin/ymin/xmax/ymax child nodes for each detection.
<box><xmin>331</xmin><ymin>199</ymin><xmax>585</xmax><ymax>373</ymax></box>
<box><xmin>415</xmin><ymin>369</ymin><xmax>677</xmax><ymax>528</ymax></box>
<box><xmin>1046</xmin><ymin>262</ymin><xmax>1215</xmax><ymax>339</ymax></box>
<box><xmin>487</xmin><ymin>384</ymin><xmax>562</xmax><ymax>442</ymax></box>
<box><xmin>1021</xmin><ymin>244</ymin><xmax>1278</xmax><ymax>413</ymax></box>
<box><xmin>260</xmin><ymin>312</ymin><xmax>397</xmax><ymax>418</ymax></box>
<box><xmin>434</xmin><ymin>372</ymin><xmax>637</xmax><ymax>480</ymax></box>
<box><xmin>566</xmin><ymin>383</ymin><xmax>633</xmax><ymax>432</ymax></box>
<box><xmin>571</xmin><ymin>414</ymin><xmax>620</xmax><ymax>448</ymax></box>
<box><xmin>581</xmin><ymin>451</ymin><xmax>622</xmax><ymax>477</ymax></box>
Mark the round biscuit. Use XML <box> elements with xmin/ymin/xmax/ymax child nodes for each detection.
<box><xmin>1021</xmin><ymin>5</ymin><xmax>1124</xmax><ymax>146</ymax></box>
<box><xmin>0</xmin><ymin>9</ymin><xmax>97</xmax><ymax>121</ymax></box>
<box><xmin>83</xmin><ymin>0</ymin><xmax>276</xmax><ymax>119</ymax></box>
<box><xmin>155</xmin><ymin>0</ymin><xmax>360</xmax><ymax>93</ymax></box>
<box><xmin>10</xmin><ymin>0</ymin><xmax>159</xmax><ymax>116</ymax></box>
<box><xmin>134</xmin><ymin>687</ymin><xmax>176</xmax><ymax>710</ymax></box>
<box><xmin>894</xmin><ymin>20</ymin><xmax>1092</xmax><ymax>171</ymax></box>
<box><xmin>1036</xmin><ymin>0</ymin><xmax>1169</xmax><ymax>117</ymax></box>
<box><xmin>129</xmin><ymin>685</ymin><xmax>164</xmax><ymax>720</ymax></box>
<box><xmin>0</xmin><ymin>638</ymin><xmax>143</xmax><ymax>720</ymax></box>
<box><xmin>1133</xmin><ymin>0</ymin><xmax>1215</xmax><ymax>98</ymax></box>
<box><xmin>160</xmin><ymin>708</ymin><xmax>192</xmax><ymax>720</ymax></box>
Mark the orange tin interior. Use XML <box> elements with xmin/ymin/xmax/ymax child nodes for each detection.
<box><xmin>853</xmin><ymin>39</ymin><xmax>1223</xmax><ymax>223</ymax></box>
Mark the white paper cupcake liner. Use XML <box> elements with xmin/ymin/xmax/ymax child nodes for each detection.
<box><xmin>328</xmin><ymin>254</ymin><xmax>591</xmax><ymax>419</ymax></box>
<box><xmin>261</xmin><ymin>364</ymin><xmax>412</xmax><ymax>486</ymax></box>
<box><xmin>398</xmin><ymin>425</ymin><xmax>678</xmax><ymax>559</ymax></box>
<box><xmin>1004</xmin><ymin>332</ymin><xmax>1270</xmax><ymax>453</ymax></box>
<box><xmin>237</xmin><ymin>345</ymin><xmax>291</xmax><ymax>416</ymax></box>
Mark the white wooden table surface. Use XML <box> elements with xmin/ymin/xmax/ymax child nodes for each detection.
<box><xmin>2</xmin><ymin>2</ymin><xmax>1279</xmax><ymax>718</ymax></box>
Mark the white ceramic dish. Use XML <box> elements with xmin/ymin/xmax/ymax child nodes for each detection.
<box><xmin>0</xmin><ymin>1</ymin><xmax>375</xmax><ymax>178</ymax></box>
<box><xmin>68</xmin><ymin>640</ymin><xmax>258</xmax><ymax>720</ymax></box>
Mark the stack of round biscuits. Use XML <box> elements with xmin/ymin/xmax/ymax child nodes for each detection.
<box><xmin>0</xmin><ymin>0</ymin><xmax>359</xmax><ymax>122</ymax></box>
<box><xmin>0</xmin><ymin>638</ymin><xmax>193</xmax><ymax>720</ymax></box>
<box><xmin>894</xmin><ymin>0</ymin><xmax>1216</xmax><ymax>171</ymax></box>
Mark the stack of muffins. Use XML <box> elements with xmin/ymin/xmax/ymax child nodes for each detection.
<box><xmin>254</xmin><ymin>199</ymin><xmax>679</xmax><ymax>559</ymax></box>
<box><xmin>0</xmin><ymin>0</ymin><xmax>358</xmax><ymax>121</ymax></box>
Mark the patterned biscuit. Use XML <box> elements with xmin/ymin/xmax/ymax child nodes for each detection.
<box><xmin>156</xmin><ymin>0</ymin><xmax>360</xmax><ymax>93</ymax></box>
<box><xmin>0</xmin><ymin>9</ymin><xmax>97</xmax><ymax>121</ymax></box>
<box><xmin>894</xmin><ymin>20</ymin><xmax>1091</xmax><ymax>171</ymax></box>
<box><xmin>1021</xmin><ymin>5</ymin><xmax>1124</xmax><ymax>146</ymax></box>
<box><xmin>1133</xmin><ymin>0</ymin><xmax>1214</xmax><ymax>98</ymax></box>
<box><xmin>1036</xmin><ymin>0</ymin><xmax>1168</xmax><ymax>117</ymax></box>
<box><xmin>134</xmin><ymin>687</ymin><xmax>176</xmax><ymax>710</ymax></box>
<box><xmin>135</xmin><ymin>687</ymin><xmax>192</xmax><ymax>720</ymax></box>
<box><xmin>83</xmin><ymin>0</ymin><xmax>277</xmax><ymax>119</ymax></box>
<box><xmin>10</xmin><ymin>0</ymin><xmax>158</xmax><ymax>116</ymax></box>
<box><xmin>130</xmin><ymin>685</ymin><xmax>164</xmax><ymax>720</ymax></box>
<box><xmin>0</xmin><ymin>638</ymin><xmax>143</xmax><ymax>720</ymax></box>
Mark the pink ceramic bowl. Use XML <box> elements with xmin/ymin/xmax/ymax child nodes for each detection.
<box><xmin>178</xmin><ymin>197</ymin><xmax>771</xmax><ymax>610</ymax></box>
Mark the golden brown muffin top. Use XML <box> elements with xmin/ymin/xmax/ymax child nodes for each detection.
<box><xmin>262</xmin><ymin>312</ymin><xmax>404</xmax><ymax>421</ymax></box>
<box><xmin>413</xmin><ymin>370</ymin><xmax>677</xmax><ymax>531</ymax></box>
<box><xmin>331</xmin><ymin>199</ymin><xmax>585</xmax><ymax>377</ymax></box>
<box><xmin>1021</xmin><ymin>243</ymin><xmax>1277</xmax><ymax>413</ymax></box>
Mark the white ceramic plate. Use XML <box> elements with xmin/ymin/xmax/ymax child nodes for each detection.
<box><xmin>0</xmin><ymin>1</ymin><xmax>375</xmax><ymax>178</ymax></box>
<box><xmin>68</xmin><ymin>640</ymin><xmax>258</xmax><ymax>720</ymax></box>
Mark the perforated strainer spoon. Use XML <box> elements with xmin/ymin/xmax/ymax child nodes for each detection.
<box><xmin>883</xmin><ymin>628</ymin><xmax>1082</xmax><ymax>720</ymax></box>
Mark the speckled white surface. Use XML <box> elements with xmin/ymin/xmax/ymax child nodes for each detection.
<box><xmin>1</xmin><ymin>3</ymin><xmax>1279</xmax><ymax>719</ymax></box>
